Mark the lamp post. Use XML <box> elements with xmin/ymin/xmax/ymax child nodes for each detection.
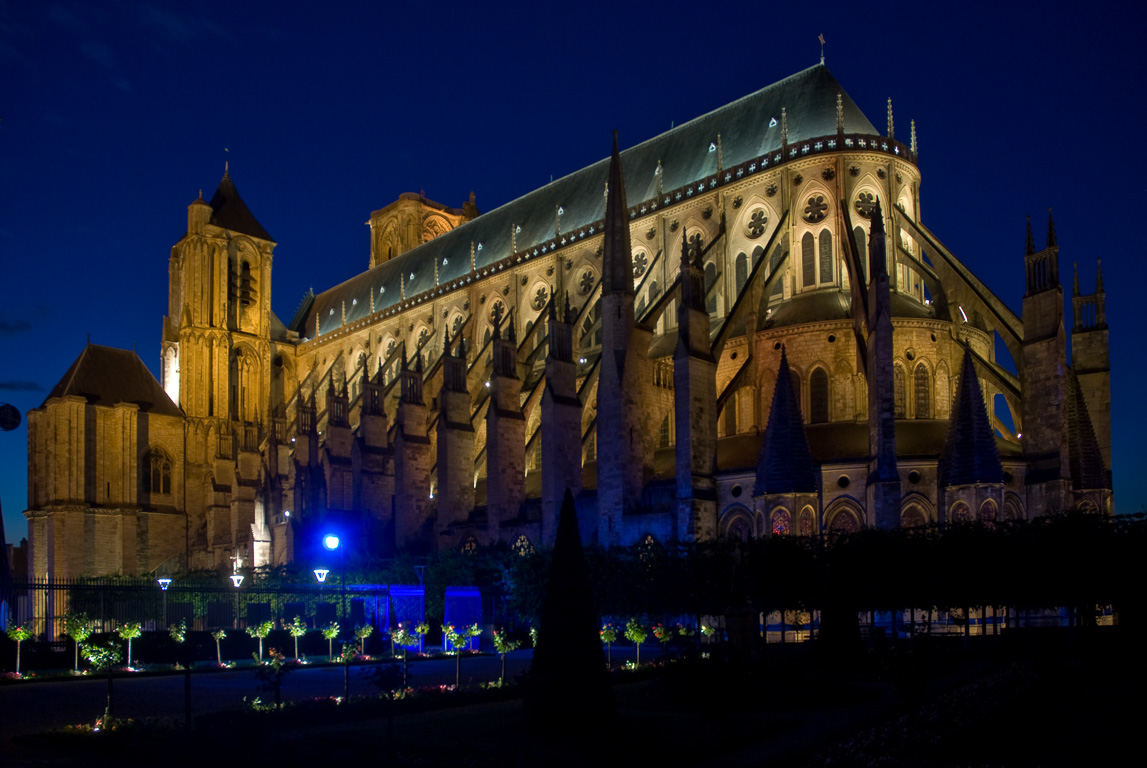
<box><xmin>158</xmin><ymin>578</ymin><xmax>172</xmax><ymax>628</ymax></box>
<box><xmin>230</xmin><ymin>574</ymin><xmax>244</xmax><ymax>629</ymax></box>
<box><xmin>323</xmin><ymin>534</ymin><xmax>345</xmax><ymax>624</ymax></box>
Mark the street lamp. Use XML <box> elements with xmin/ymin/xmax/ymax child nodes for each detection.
<box><xmin>323</xmin><ymin>533</ymin><xmax>346</xmax><ymax>625</ymax></box>
<box><xmin>157</xmin><ymin>578</ymin><xmax>172</xmax><ymax>627</ymax></box>
<box><xmin>313</xmin><ymin>569</ymin><xmax>330</xmax><ymax>583</ymax></box>
<box><xmin>230</xmin><ymin>574</ymin><xmax>244</xmax><ymax>629</ymax></box>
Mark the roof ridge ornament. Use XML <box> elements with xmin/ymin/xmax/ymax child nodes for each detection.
<box><xmin>886</xmin><ymin>98</ymin><xmax>894</xmax><ymax>140</ymax></box>
<box><xmin>818</xmin><ymin>33</ymin><xmax>825</xmax><ymax>65</ymax></box>
<box><xmin>780</xmin><ymin>107</ymin><xmax>788</xmax><ymax>146</ymax></box>
<box><xmin>1047</xmin><ymin>207</ymin><xmax>1057</xmax><ymax>249</ymax></box>
<box><xmin>836</xmin><ymin>93</ymin><xmax>844</xmax><ymax>135</ymax></box>
<box><xmin>910</xmin><ymin>119</ymin><xmax>917</xmax><ymax>154</ymax></box>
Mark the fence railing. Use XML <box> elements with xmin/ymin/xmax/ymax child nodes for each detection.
<box><xmin>7</xmin><ymin>577</ymin><xmax>395</xmax><ymax>640</ymax></box>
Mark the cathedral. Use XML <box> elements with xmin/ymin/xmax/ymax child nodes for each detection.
<box><xmin>24</xmin><ymin>64</ymin><xmax>1112</xmax><ymax>579</ymax></box>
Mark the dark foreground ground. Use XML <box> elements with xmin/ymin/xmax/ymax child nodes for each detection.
<box><xmin>5</xmin><ymin>628</ymin><xmax>1140</xmax><ymax>767</ymax></box>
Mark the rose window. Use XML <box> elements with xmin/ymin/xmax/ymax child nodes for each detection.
<box><xmin>854</xmin><ymin>191</ymin><xmax>877</xmax><ymax>219</ymax></box>
<box><xmin>802</xmin><ymin>195</ymin><xmax>828</xmax><ymax>223</ymax></box>
<box><xmin>579</xmin><ymin>269</ymin><xmax>595</xmax><ymax>296</ymax></box>
<box><xmin>746</xmin><ymin>208</ymin><xmax>768</xmax><ymax>239</ymax></box>
<box><xmin>632</xmin><ymin>251</ymin><xmax>648</xmax><ymax>279</ymax></box>
<box><xmin>532</xmin><ymin>286</ymin><xmax>547</xmax><ymax>311</ymax></box>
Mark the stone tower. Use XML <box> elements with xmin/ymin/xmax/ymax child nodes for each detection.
<box><xmin>1070</xmin><ymin>259</ymin><xmax>1111</xmax><ymax>488</ymax></box>
<box><xmin>1020</xmin><ymin>213</ymin><xmax>1070</xmax><ymax>512</ymax></box>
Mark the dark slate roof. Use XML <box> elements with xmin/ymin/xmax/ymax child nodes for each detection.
<box><xmin>754</xmin><ymin>347</ymin><xmax>817</xmax><ymax>495</ymax></box>
<box><xmin>295</xmin><ymin>64</ymin><xmax>879</xmax><ymax>338</ymax></box>
<box><xmin>938</xmin><ymin>345</ymin><xmax>1003</xmax><ymax>486</ymax></box>
<box><xmin>1066</xmin><ymin>371</ymin><xmax>1107</xmax><ymax>490</ymax></box>
<box><xmin>208</xmin><ymin>171</ymin><xmax>274</xmax><ymax>242</ymax></box>
<box><xmin>762</xmin><ymin>291</ymin><xmax>934</xmax><ymax>330</ymax></box>
<box><xmin>42</xmin><ymin>344</ymin><xmax>182</xmax><ymax>417</ymax></box>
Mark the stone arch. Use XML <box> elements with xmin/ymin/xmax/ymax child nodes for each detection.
<box><xmin>1003</xmin><ymin>492</ymin><xmax>1024</xmax><ymax>521</ymax></box>
<box><xmin>770</xmin><ymin>507</ymin><xmax>792</xmax><ymax>535</ymax></box>
<box><xmin>935</xmin><ymin>360</ymin><xmax>951</xmax><ymax>419</ymax></box>
<box><xmin>893</xmin><ymin>361</ymin><xmax>907</xmax><ymax>418</ymax></box>
<box><xmin>900</xmin><ymin>493</ymin><xmax>934</xmax><ymax>527</ymax></box>
<box><xmin>808</xmin><ymin>363</ymin><xmax>831</xmax><ymax>424</ymax></box>
<box><xmin>949</xmin><ymin>500</ymin><xmax>972</xmax><ymax>523</ymax></box>
<box><xmin>979</xmin><ymin>499</ymin><xmax>998</xmax><ymax>524</ymax></box>
<box><xmin>824</xmin><ymin>498</ymin><xmax>863</xmax><ymax>534</ymax></box>
<box><xmin>832</xmin><ymin>359</ymin><xmax>854</xmax><ymax>422</ymax></box>
<box><xmin>913</xmin><ymin>359</ymin><xmax>933</xmax><ymax>419</ymax></box>
<box><xmin>798</xmin><ymin>505</ymin><xmax>817</xmax><ymax>536</ymax></box>
<box><xmin>720</xmin><ymin>504</ymin><xmax>755</xmax><ymax>542</ymax></box>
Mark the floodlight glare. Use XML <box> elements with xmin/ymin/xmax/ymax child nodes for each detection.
<box><xmin>323</xmin><ymin>534</ymin><xmax>340</xmax><ymax>551</ymax></box>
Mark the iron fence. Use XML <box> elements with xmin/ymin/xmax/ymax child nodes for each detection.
<box><xmin>8</xmin><ymin>577</ymin><xmax>391</xmax><ymax>640</ymax></box>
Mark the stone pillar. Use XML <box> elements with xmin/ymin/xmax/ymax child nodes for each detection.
<box><xmin>486</xmin><ymin>320</ymin><xmax>525</xmax><ymax>541</ymax></box>
<box><xmin>541</xmin><ymin>295</ymin><xmax>583</xmax><ymax>546</ymax></box>
<box><xmin>437</xmin><ymin>333</ymin><xmax>475</xmax><ymax>539</ymax></box>
<box><xmin>394</xmin><ymin>353</ymin><xmax>431</xmax><ymax>550</ymax></box>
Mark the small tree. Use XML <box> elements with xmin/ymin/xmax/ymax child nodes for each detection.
<box><xmin>246</xmin><ymin>619</ymin><xmax>273</xmax><ymax>661</ymax></box>
<box><xmin>6</xmin><ymin>624</ymin><xmax>32</xmax><ymax>676</ymax></box>
<box><xmin>441</xmin><ymin>624</ymin><xmax>471</xmax><ymax>687</ymax></box>
<box><xmin>492</xmin><ymin>628</ymin><xmax>520</xmax><ymax>684</ymax></box>
<box><xmin>528</xmin><ymin>626</ymin><xmax>538</xmax><ymax>647</ymax></box>
<box><xmin>354</xmin><ymin>623</ymin><xmax>374</xmax><ymax>655</ymax></box>
<box><xmin>63</xmin><ymin>613</ymin><xmax>92</xmax><ymax>673</ymax></box>
<box><xmin>390</xmin><ymin>624</ymin><xmax>418</xmax><ymax>688</ymax></box>
<box><xmin>116</xmin><ymin>622</ymin><xmax>142</xmax><ymax>667</ymax></box>
<box><xmin>599</xmin><ymin>623</ymin><xmax>617</xmax><ymax>670</ymax></box>
<box><xmin>653</xmin><ymin>623</ymin><xmax>675</xmax><ymax>657</ymax></box>
<box><xmin>81</xmin><ymin>640</ymin><xmax>122</xmax><ymax>720</ymax></box>
<box><xmin>413</xmin><ymin>621</ymin><xmax>429</xmax><ymax>653</ymax></box>
<box><xmin>211</xmin><ymin>629</ymin><xmax>227</xmax><ymax>665</ymax></box>
<box><xmin>168</xmin><ymin>618</ymin><xmax>187</xmax><ymax>644</ymax></box>
<box><xmin>700</xmin><ymin>623</ymin><xmax>717</xmax><ymax>644</ymax></box>
<box><xmin>624</xmin><ymin>618</ymin><xmax>648</xmax><ymax>666</ymax></box>
<box><xmin>322</xmin><ymin>621</ymin><xmax>339</xmax><ymax>660</ymax></box>
<box><xmin>287</xmin><ymin>616</ymin><xmax>307</xmax><ymax>660</ymax></box>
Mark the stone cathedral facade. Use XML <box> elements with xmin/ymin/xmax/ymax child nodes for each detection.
<box><xmin>24</xmin><ymin>64</ymin><xmax>1113</xmax><ymax>579</ymax></box>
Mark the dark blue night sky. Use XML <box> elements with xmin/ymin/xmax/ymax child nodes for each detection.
<box><xmin>2</xmin><ymin>1</ymin><xmax>1144</xmax><ymax>543</ymax></box>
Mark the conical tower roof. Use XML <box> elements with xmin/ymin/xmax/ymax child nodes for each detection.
<box><xmin>754</xmin><ymin>346</ymin><xmax>817</xmax><ymax>495</ymax></box>
<box><xmin>938</xmin><ymin>345</ymin><xmax>1003</xmax><ymax>487</ymax></box>
<box><xmin>1065</xmin><ymin>371</ymin><xmax>1107</xmax><ymax>490</ymax></box>
<box><xmin>207</xmin><ymin>166</ymin><xmax>273</xmax><ymax>241</ymax></box>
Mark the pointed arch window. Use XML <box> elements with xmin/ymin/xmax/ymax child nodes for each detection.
<box><xmin>704</xmin><ymin>262</ymin><xmax>718</xmax><ymax>314</ymax></box>
<box><xmin>914</xmin><ymin>364</ymin><xmax>932</xmax><ymax>419</ymax></box>
<box><xmin>735</xmin><ymin>252</ymin><xmax>749</xmax><ymax>299</ymax></box>
<box><xmin>770</xmin><ymin>245</ymin><xmax>784</xmax><ymax>296</ymax></box>
<box><xmin>809</xmin><ymin>368</ymin><xmax>829</xmax><ymax>424</ymax></box>
<box><xmin>801</xmin><ymin>232</ymin><xmax>815</xmax><ymax>289</ymax></box>
<box><xmin>818</xmin><ymin>230</ymin><xmax>833</xmax><ymax>285</ymax></box>
<box><xmin>147</xmin><ymin>448</ymin><xmax>173</xmax><ymax>495</ymax></box>
<box><xmin>894</xmin><ymin>365</ymin><xmax>906</xmax><ymax>418</ymax></box>
<box><xmin>771</xmin><ymin>509</ymin><xmax>791</xmax><ymax>535</ymax></box>
<box><xmin>853</xmin><ymin>226</ymin><xmax>868</xmax><ymax>283</ymax></box>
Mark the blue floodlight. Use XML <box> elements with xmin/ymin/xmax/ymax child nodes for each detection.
<box><xmin>323</xmin><ymin>534</ymin><xmax>340</xmax><ymax>551</ymax></box>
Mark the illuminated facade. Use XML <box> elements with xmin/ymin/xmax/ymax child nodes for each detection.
<box><xmin>25</xmin><ymin>64</ymin><xmax>1112</xmax><ymax>577</ymax></box>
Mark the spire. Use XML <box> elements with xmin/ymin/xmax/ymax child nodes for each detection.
<box><xmin>603</xmin><ymin>132</ymin><xmax>634</xmax><ymax>295</ymax></box>
<box><xmin>207</xmin><ymin>167</ymin><xmax>273</xmax><ymax>241</ymax></box>
<box><xmin>1047</xmin><ymin>207</ymin><xmax>1057</xmax><ymax>248</ymax></box>
<box><xmin>1096</xmin><ymin>259</ymin><xmax>1104</xmax><ymax>293</ymax></box>
<box><xmin>564</xmin><ymin>291</ymin><xmax>573</xmax><ymax>324</ymax></box>
<box><xmin>548</xmin><ymin>284</ymin><xmax>557</xmax><ymax>321</ymax></box>
<box><xmin>1073</xmin><ymin>262</ymin><xmax>1080</xmax><ymax>296</ymax></box>
<box><xmin>753</xmin><ymin>347</ymin><xmax>817</xmax><ymax>496</ymax></box>
<box><xmin>938</xmin><ymin>344</ymin><xmax>1003</xmax><ymax>487</ymax></box>
<box><xmin>1025</xmin><ymin>215</ymin><xmax>1035</xmax><ymax>256</ymax></box>
<box><xmin>870</xmin><ymin>197</ymin><xmax>887</xmax><ymax>278</ymax></box>
<box><xmin>886</xmin><ymin>98</ymin><xmax>894</xmax><ymax>139</ymax></box>
<box><xmin>910</xmin><ymin>119</ymin><xmax>917</xmax><ymax>154</ymax></box>
<box><xmin>224</xmin><ymin>160</ymin><xmax>230</xmax><ymax>178</ymax></box>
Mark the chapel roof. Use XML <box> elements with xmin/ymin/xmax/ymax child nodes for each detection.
<box><xmin>938</xmin><ymin>345</ymin><xmax>1004</xmax><ymax>487</ymax></box>
<box><xmin>42</xmin><ymin>344</ymin><xmax>183</xmax><ymax>417</ymax></box>
<box><xmin>754</xmin><ymin>347</ymin><xmax>817</xmax><ymax>495</ymax></box>
<box><xmin>295</xmin><ymin>63</ymin><xmax>879</xmax><ymax>338</ymax></box>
